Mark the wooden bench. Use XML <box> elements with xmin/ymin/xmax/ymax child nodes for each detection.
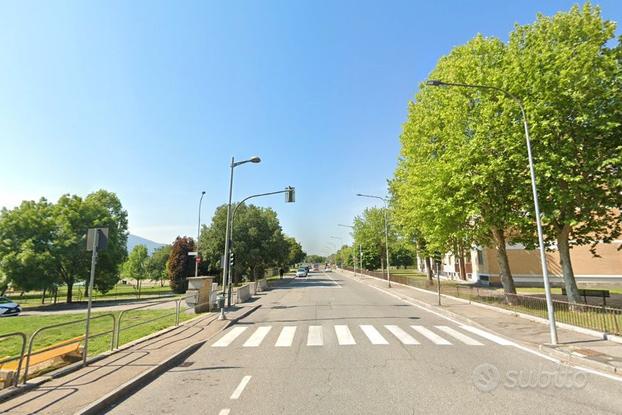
<box><xmin>0</xmin><ymin>337</ymin><xmax>83</xmax><ymax>377</ymax></box>
<box><xmin>561</xmin><ymin>288</ymin><xmax>610</xmax><ymax>305</ymax></box>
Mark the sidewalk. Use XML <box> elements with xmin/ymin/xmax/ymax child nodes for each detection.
<box><xmin>0</xmin><ymin>302</ymin><xmax>260</xmax><ymax>415</ymax></box>
<box><xmin>337</xmin><ymin>269</ymin><xmax>622</xmax><ymax>376</ymax></box>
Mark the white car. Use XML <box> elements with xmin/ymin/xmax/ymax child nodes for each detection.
<box><xmin>0</xmin><ymin>297</ymin><xmax>21</xmax><ymax>317</ymax></box>
<box><xmin>295</xmin><ymin>267</ymin><xmax>308</xmax><ymax>278</ymax></box>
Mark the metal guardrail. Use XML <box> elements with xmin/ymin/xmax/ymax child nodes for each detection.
<box><xmin>23</xmin><ymin>313</ymin><xmax>116</xmax><ymax>382</ymax></box>
<box><xmin>115</xmin><ymin>296</ymin><xmax>184</xmax><ymax>349</ymax></box>
<box><xmin>0</xmin><ymin>332</ymin><xmax>27</xmax><ymax>387</ymax></box>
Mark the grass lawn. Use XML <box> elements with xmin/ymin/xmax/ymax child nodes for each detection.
<box><xmin>0</xmin><ymin>309</ymin><xmax>194</xmax><ymax>359</ymax></box>
<box><xmin>516</xmin><ymin>286</ymin><xmax>622</xmax><ymax>295</ymax></box>
<box><xmin>6</xmin><ymin>284</ymin><xmax>173</xmax><ymax>308</ymax></box>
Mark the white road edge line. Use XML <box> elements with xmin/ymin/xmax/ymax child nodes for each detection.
<box><xmin>230</xmin><ymin>375</ymin><xmax>252</xmax><ymax>400</ymax></box>
<box><xmin>323</xmin><ymin>271</ymin><xmax>342</xmax><ymax>288</ymax></box>
<box><xmin>339</xmin><ymin>270</ymin><xmax>622</xmax><ymax>384</ymax></box>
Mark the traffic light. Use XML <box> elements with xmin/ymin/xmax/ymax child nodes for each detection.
<box><xmin>229</xmin><ymin>251</ymin><xmax>235</xmax><ymax>268</ymax></box>
<box><xmin>285</xmin><ymin>186</ymin><xmax>295</xmax><ymax>203</ymax></box>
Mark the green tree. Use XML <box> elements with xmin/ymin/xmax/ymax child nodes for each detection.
<box><xmin>167</xmin><ymin>236</ymin><xmax>194</xmax><ymax>293</ymax></box>
<box><xmin>121</xmin><ymin>244</ymin><xmax>149</xmax><ymax>297</ymax></box>
<box><xmin>505</xmin><ymin>4</ymin><xmax>622</xmax><ymax>303</ymax></box>
<box><xmin>285</xmin><ymin>236</ymin><xmax>306</xmax><ymax>266</ymax></box>
<box><xmin>391</xmin><ymin>34</ymin><xmax>527</xmax><ymax>294</ymax></box>
<box><xmin>353</xmin><ymin>207</ymin><xmax>396</xmax><ymax>271</ymax></box>
<box><xmin>52</xmin><ymin>190</ymin><xmax>128</xmax><ymax>302</ymax></box>
<box><xmin>146</xmin><ymin>245</ymin><xmax>172</xmax><ymax>287</ymax></box>
<box><xmin>0</xmin><ymin>199</ymin><xmax>58</xmax><ymax>295</ymax></box>
<box><xmin>305</xmin><ymin>254</ymin><xmax>326</xmax><ymax>264</ymax></box>
<box><xmin>199</xmin><ymin>203</ymin><xmax>289</xmax><ymax>281</ymax></box>
<box><xmin>0</xmin><ymin>191</ymin><xmax>128</xmax><ymax>303</ymax></box>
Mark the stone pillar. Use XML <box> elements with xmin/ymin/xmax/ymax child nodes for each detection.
<box><xmin>186</xmin><ymin>276</ymin><xmax>214</xmax><ymax>313</ymax></box>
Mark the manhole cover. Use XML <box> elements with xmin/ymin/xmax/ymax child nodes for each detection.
<box><xmin>178</xmin><ymin>361</ymin><xmax>194</xmax><ymax>367</ymax></box>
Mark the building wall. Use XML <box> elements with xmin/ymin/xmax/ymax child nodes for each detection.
<box><xmin>475</xmin><ymin>240</ymin><xmax>622</xmax><ymax>285</ymax></box>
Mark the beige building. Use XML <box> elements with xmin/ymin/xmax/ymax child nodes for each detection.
<box><xmin>418</xmin><ymin>240</ymin><xmax>622</xmax><ymax>286</ymax></box>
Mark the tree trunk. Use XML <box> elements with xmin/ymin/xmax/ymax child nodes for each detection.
<box><xmin>491</xmin><ymin>227</ymin><xmax>516</xmax><ymax>294</ymax></box>
<box><xmin>425</xmin><ymin>257</ymin><xmax>433</xmax><ymax>281</ymax></box>
<box><xmin>66</xmin><ymin>281</ymin><xmax>73</xmax><ymax>303</ymax></box>
<box><xmin>558</xmin><ymin>224</ymin><xmax>581</xmax><ymax>304</ymax></box>
<box><xmin>380</xmin><ymin>257</ymin><xmax>384</xmax><ymax>280</ymax></box>
<box><xmin>458</xmin><ymin>244</ymin><xmax>467</xmax><ymax>280</ymax></box>
<box><xmin>41</xmin><ymin>287</ymin><xmax>46</xmax><ymax>304</ymax></box>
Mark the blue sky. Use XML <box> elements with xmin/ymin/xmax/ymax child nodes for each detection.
<box><xmin>1</xmin><ymin>1</ymin><xmax>620</xmax><ymax>255</ymax></box>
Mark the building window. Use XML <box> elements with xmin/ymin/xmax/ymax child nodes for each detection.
<box><xmin>477</xmin><ymin>249</ymin><xmax>484</xmax><ymax>265</ymax></box>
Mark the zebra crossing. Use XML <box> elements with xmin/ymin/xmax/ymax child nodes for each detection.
<box><xmin>210</xmin><ymin>323</ymin><xmax>510</xmax><ymax>348</ymax></box>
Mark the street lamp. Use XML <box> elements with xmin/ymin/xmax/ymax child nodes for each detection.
<box><xmin>426</xmin><ymin>79</ymin><xmax>558</xmax><ymax>345</ymax></box>
<box><xmin>195</xmin><ymin>191</ymin><xmax>206</xmax><ymax>279</ymax></box>
<box><xmin>226</xmin><ymin>186</ymin><xmax>295</xmax><ymax>306</ymax></box>
<box><xmin>330</xmin><ymin>236</ymin><xmax>342</xmax><ymax>267</ymax></box>
<box><xmin>356</xmin><ymin>193</ymin><xmax>391</xmax><ymax>288</ymax></box>
<box><xmin>220</xmin><ymin>156</ymin><xmax>262</xmax><ymax>321</ymax></box>
<box><xmin>338</xmin><ymin>224</ymin><xmax>356</xmax><ymax>275</ymax></box>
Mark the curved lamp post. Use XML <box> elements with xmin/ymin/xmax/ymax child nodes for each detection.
<box><xmin>426</xmin><ymin>79</ymin><xmax>557</xmax><ymax>345</ymax></box>
<box><xmin>220</xmin><ymin>156</ymin><xmax>261</xmax><ymax>321</ymax></box>
<box><xmin>356</xmin><ymin>193</ymin><xmax>391</xmax><ymax>288</ymax></box>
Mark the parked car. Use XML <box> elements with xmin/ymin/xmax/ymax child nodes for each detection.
<box><xmin>0</xmin><ymin>297</ymin><xmax>21</xmax><ymax>317</ymax></box>
<box><xmin>296</xmin><ymin>267</ymin><xmax>308</xmax><ymax>278</ymax></box>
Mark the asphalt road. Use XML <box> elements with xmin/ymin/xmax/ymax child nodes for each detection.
<box><xmin>106</xmin><ymin>271</ymin><xmax>622</xmax><ymax>415</ymax></box>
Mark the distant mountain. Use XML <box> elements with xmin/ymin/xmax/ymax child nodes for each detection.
<box><xmin>127</xmin><ymin>234</ymin><xmax>167</xmax><ymax>254</ymax></box>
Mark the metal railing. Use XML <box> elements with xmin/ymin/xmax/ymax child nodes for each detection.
<box><xmin>0</xmin><ymin>332</ymin><xmax>26</xmax><ymax>387</ymax></box>
<box><xmin>114</xmin><ymin>295</ymin><xmax>191</xmax><ymax>349</ymax></box>
<box><xmin>23</xmin><ymin>313</ymin><xmax>116</xmax><ymax>381</ymax></box>
<box><xmin>341</xmin><ymin>267</ymin><xmax>622</xmax><ymax>336</ymax></box>
<box><xmin>504</xmin><ymin>293</ymin><xmax>622</xmax><ymax>335</ymax></box>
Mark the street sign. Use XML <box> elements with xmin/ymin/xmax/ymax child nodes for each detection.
<box><xmin>86</xmin><ymin>228</ymin><xmax>108</xmax><ymax>251</ymax></box>
<box><xmin>188</xmin><ymin>251</ymin><xmax>198</xmax><ymax>256</ymax></box>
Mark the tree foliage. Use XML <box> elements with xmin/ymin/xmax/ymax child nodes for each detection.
<box><xmin>199</xmin><ymin>203</ymin><xmax>293</xmax><ymax>281</ymax></box>
<box><xmin>146</xmin><ymin>245</ymin><xmax>172</xmax><ymax>286</ymax></box>
<box><xmin>121</xmin><ymin>244</ymin><xmax>149</xmax><ymax>295</ymax></box>
<box><xmin>0</xmin><ymin>190</ymin><xmax>128</xmax><ymax>302</ymax></box>
<box><xmin>167</xmin><ymin>236</ymin><xmax>195</xmax><ymax>293</ymax></box>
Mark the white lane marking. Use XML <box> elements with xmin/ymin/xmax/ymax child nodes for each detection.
<box><xmin>212</xmin><ymin>326</ymin><xmax>248</xmax><ymax>347</ymax></box>
<box><xmin>307</xmin><ymin>326</ymin><xmax>324</xmax><ymax>346</ymax></box>
<box><xmin>324</xmin><ymin>272</ymin><xmax>342</xmax><ymax>288</ymax></box>
<box><xmin>243</xmin><ymin>326</ymin><xmax>272</xmax><ymax>347</ymax></box>
<box><xmin>338</xmin><ymin>270</ymin><xmax>622</xmax><ymax>384</ymax></box>
<box><xmin>218</xmin><ymin>409</ymin><xmax>231</xmax><ymax>415</ymax></box>
<box><xmin>435</xmin><ymin>325</ymin><xmax>483</xmax><ymax>345</ymax></box>
<box><xmin>334</xmin><ymin>325</ymin><xmax>356</xmax><ymax>345</ymax></box>
<box><xmin>410</xmin><ymin>325</ymin><xmax>452</xmax><ymax>345</ymax></box>
<box><xmin>459</xmin><ymin>325</ymin><xmax>513</xmax><ymax>346</ymax></box>
<box><xmin>275</xmin><ymin>326</ymin><xmax>297</xmax><ymax>347</ymax></box>
<box><xmin>360</xmin><ymin>325</ymin><xmax>389</xmax><ymax>345</ymax></box>
<box><xmin>385</xmin><ymin>325</ymin><xmax>420</xmax><ymax>345</ymax></box>
<box><xmin>230</xmin><ymin>375</ymin><xmax>252</xmax><ymax>400</ymax></box>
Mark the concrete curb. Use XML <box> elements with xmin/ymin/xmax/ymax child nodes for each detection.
<box><xmin>75</xmin><ymin>304</ymin><xmax>261</xmax><ymax>415</ymax></box>
<box><xmin>337</xmin><ymin>269</ymin><xmax>622</xmax><ymax>378</ymax></box>
<box><xmin>0</xmin><ymin>313</ymin><xmax>215</xmax><ymax>405</ymax></box>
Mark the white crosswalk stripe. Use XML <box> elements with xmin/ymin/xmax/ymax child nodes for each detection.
<box><xmin>435</xmin><ymin>325</ymin><xmax>483</xmax><ymax>345</ymax></box>
<box><xmin>410</xmin><ymin>325</ymin><xmax>452</xmax><ymax>345</ymax></box>
<box><xmin>360</xmin><ymin>325</ymin><xmax>389</xmax><ymax>345</ymax></box>
<box><xmin>211</xmin><ymin>324</ymin><xmax>499</xmax><ymax>348</ymax></box>
<box><xmin>307</xmin><ymin>325</ymin><xmax>323</xmax><ymax>346</ymax></box>
<box><xmin>275</xmin><ymin>326</ymin><xmax>297</xmax><ymax>347</ymax></box>
<box><xmin>459</xmin><ymin>325</ymin><xmax>514</xmax><ymax>345</ymax></box>
<box><xmin>243</xmin><ymin>326</ymin><xmax>272</xmax><ymax>347</ymax></box>
<box><xmin>212</xmin><ymin>326</ymin><xmax>248</xmax><ymax>347</ymax></box>
<box><xmin>385</xmin><ymin>325</ymin><xmax>419</xmax><ymax>345</ymax></box>
<box><xmin>334</xmin><ymin>325</ymin><xmax>356</xmax><ymax>345</ymax></box>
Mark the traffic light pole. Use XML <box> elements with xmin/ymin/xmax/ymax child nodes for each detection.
<box><xmin>226</xmin><ymin>187</ymin><xmax>296</xmax><ymax>303</ymax></box>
